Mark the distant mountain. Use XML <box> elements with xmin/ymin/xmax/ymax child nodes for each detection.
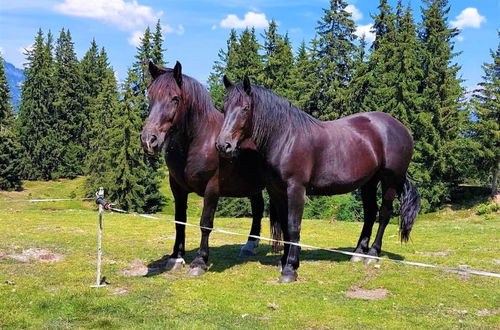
<box><xmin>3</xmin><ymin>60</ymin><xmax>24</xmax><ymax>111</ymax></box>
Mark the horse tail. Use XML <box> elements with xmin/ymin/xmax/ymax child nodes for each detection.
<box><xmin>269</xmin><ymin>200</ymin><xmax>282</xmax><ymax>254</ymax></box>
<box><xmin>398</xmin><ymin>175</ymin><xmax>420</xmax><ymax>242</ymax></box>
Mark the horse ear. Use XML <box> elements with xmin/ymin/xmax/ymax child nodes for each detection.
<box><xmin>223</xmin><ymin>75</ymin><xmax>233</xmax><ymax>89</ymax></box>
<box><xmin>173</xmin><ymin>61</ymin><xmax>183</xmax><ymax>87</ymax></box>
<box><xmin>243</xmin><ymin>75</ymin><xmax>251</xmax><ymax>95</ymax></box>
<box><xmin>149</xmin><ymin>61</ymin><xmax>166</xmax><ymax>80</ymax></box>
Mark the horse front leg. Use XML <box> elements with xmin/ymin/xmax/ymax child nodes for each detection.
<box><xmin>279</xmin><ymin>182</ymin><xmax>305</xmax><ymax>283</ymax></box>
<box><xmin>166</xmin><ymin>178</ymin><xmax>188</xmax><ymax>270</ymax></box>
<box><xmin>187</xmin><ymin>181</ymin><xmax>219</xmax><ymax>276</ymax></box>
<box><xmin>239</xmin><ymin>193</ymin><xmax>264</xmax><ymax>257</ymax></box>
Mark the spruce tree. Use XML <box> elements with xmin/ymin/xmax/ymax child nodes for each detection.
<box><xmin>208</xmin><ymin>29</ymin><xmax>238</xmax><ymax>110</ymax></box>
<box><xmin>261</xmin><ymin>21</ymin><xmax>294</xmax><ymax>97</ymax></box>
<box><xmin>53</xmin><ymin>29</ymin><xmax>85</xmax><ymax>178</ymax></box>
<box><xmin>84</xmin><ymin>49</ymin><xmax>120</xmax><ymax>194</ymax></box>
<box><xmin>472</xmin><ymin>33</ymin><xmax>500</xmax><ymax>196</ymax></box>
<box><xmin>0</xmin><ymin>55</ymin><xmax>22</xmax><ymax>190</ymax></box>
<box><xmin>152</xmin><ymin>20</ymin><xmax>166</xmax><ymax>66</ymax></box>
<box><xmin>312</xmin><ymin>0</ymin><xmax>358</xmax><ymax>120</ymax></box>
<box><xmin>17</xmin><ymin>30</ymin><xmax>59</xmax><ymax>180</ymax></box>
<box><xmin>288</xmin><ymin>41</ymin><xmax>316</xmax><ymax>111</ymax></box>
<box><xmin>105</xmin><ymin>69</ymin><xmax>148</xmax><ymax>211</ymax></box>
<box><xmin>80</xmin><ymin>39</ymin><xmax>106</xmax><ymax>154</ymax></box>
<box><xmin>415</xmin><ymin>0</ymin><xmax>465</xmax><ymax>210</ymax></box>
<box><xmin>231</xmin><ymin>28</ymin><xmax>264</xmax><ymax>84</ymax></box>
<box><xmin>347</xmin><ymin>35</ymin><xmax>374</xmax><ymax>114</ymax></box>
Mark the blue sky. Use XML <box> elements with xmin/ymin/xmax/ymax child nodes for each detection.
<box><xmin>0</xmin><ymin>0</ymin><xmax>498</xmax><ymax>90</ymax></box>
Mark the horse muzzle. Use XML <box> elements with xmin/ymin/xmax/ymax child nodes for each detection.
<box><xmin>141</xmin><ymin>131</ymin><xmax>164</xmax><ymax>155</ymax></box>
<box><xmin>215</xmin><ymin>140</ymin><xmax>238</xmax><ymax>158</ymax></box>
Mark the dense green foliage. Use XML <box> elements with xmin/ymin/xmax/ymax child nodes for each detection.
<box><xmin>471</xmin><ymin>33</ymin><xmax>500</xmax><ymax>196</ymax></box>
<box><xmin>1</xmin><ymin>1</ymin><xmax>497</xmax><ymax>217</ymax></box>
<box><xmin>208</xmin><ymin>0</ymin><xmax>482</xmax><ymax>214</ymax></box>
<box><xmin>0</xmin><ymin>56</ymin><xmax>22</xmax><ymax>190</ymax></box>
<box><xmin>11</xmin><ymin>24</ymin><xmax>166</xmax><ymax>212</ymax></box>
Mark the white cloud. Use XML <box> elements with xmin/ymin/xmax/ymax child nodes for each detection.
<box><xmin>55</xmin><ymin>0</ymin><xmax>161</xmax><ymax>31</ymax></box>
<box><xmin>220</xmin><ymin>11</ymin><xmax>269</xmax><ymax>29</ymax></box>
<box><xmin>355</xmin><ymin>24</ymin><xmax>375</xmax><ymax>42</ymax></box>
<box><xmin>451</xmin><ymin>7</ymin><xmax>486</xmax><ymax>29</ymax></box>
<box><xmin>346</xmin><ymin>4</ymin><xmax>362</xmax><ymax>21</ymax></box>
<box><xmin>163</xmin><ymin>24</ymin><xmax>184</xmax><ymax>35</ymax></box>
<box><xmin>0</xmin><ymin>47</ymin><xmax>4</xmax><ymax>55</ymax></box>
<box><xmin>18</xmin><ymin>43</ymin><xmax>33</xmax><ymax>55</ymax></box>
<box><xmin>128</xmin><ymin>31</ymin><xmax>143</xmax><ymax>47</ymax></box>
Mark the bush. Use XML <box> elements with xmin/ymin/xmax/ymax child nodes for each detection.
<box><xmin>476</xmin><ymin>202</ymin><xmax>499</xmax><ymax>215</ymax></box>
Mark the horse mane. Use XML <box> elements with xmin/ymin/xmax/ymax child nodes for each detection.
<box><xmin>148</xmin><ymin>69</ymin><xmax>220</xmax><ymax>126</ymax></box>
<box><xmin>227</xmin><ymin>84</ymin><xmax>320</xmax><ymax>149</ymax></box>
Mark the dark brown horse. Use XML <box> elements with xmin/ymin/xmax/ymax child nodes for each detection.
<box><xmin>217</xmin><ymin>76</ymin><xmax>420</xmax><ymax>283</ymax></box>
<box><xmin>141</xmin><ymin>62</ymin><xmax>281</xmax><ymax>275</ymax></box>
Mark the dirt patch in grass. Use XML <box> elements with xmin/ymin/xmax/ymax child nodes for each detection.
<box><xmin>416</xmin><ymin>250</ymin><xmax>452</xmax><ymax>257</ymax></box>
<box><xmin>476</xmin><ymin>309</ymin><xmax>500</xmax><ymax>317</ymax></box>
<box><xmin>111</xmin><ymin>287</ymin><xmax>130</xmax><ymax>296</ymax></box>
<box><xmin>120</xmin><ymin>259</ymin><xmax>148</xmax><ymax>277</ymax></box>
<box><xmin>346</xmin><ymin>288</ymin><xmax>389</xmax><ymax>300</ymax></box>
<box><xmin>5</xmin><ymin>248</ymin><xmax>64</xmax><ymax>263</ymax></box>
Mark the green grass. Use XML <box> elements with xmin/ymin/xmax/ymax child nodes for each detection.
<box><xmin>0</xmin><ymin>178</ymin><xmax>499</xmax><ymax>329</ymax></box>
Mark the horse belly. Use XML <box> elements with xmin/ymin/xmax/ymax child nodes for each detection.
<box><xmin>308</xmin><ymin>144</ymin><xmax>380</xmax><ymax>195</ymax></box>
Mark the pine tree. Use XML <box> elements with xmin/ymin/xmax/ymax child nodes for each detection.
<box><xmin>53</xmin><ymin>29</ymin><xmax>85</xmax><ymax>178</ymax></box>
<box><xmin>84</xmin><ymin>48</ymin><xmax>120</xmax><ymax>193</ymax></box>
<box><xmin>152</xmin><ymin>20</ymin><xmax>166</xmax><ymax>66</ymax></box>
<box><xmin>231</xmin><ymin>28</ymin><xmax>264</xmax><ymax>84</ymax></box>
<box><xmin>472</xmin><ymin>33</ymin><xmax>500</xmax><ymax>196</ymax></box>
<box><xmin>80</xmin><ymin>39</ymin><xmax>106</xmax><ymax>154</ymax></box>
<box><xmin>363</xmin><ymin>2</ymin><xmax>422</xmax><ymax>127</ymax></box>
<box><xmin>105</xmin><ymin>69</ymin><xmax>148</xmax><ymax>211</ymax></box>
<box><xmin>415</xmin><ymin>0</ymin><xmax>465</xmax><ymax>210</ymax></box>
<box><xmin>133</xmin><ymin>27</ymin><xmax>153</xmax><ymax>120</ymax></box>
<box><xmin>0</xmin><ymin>55</ymin><xmax>22</xmax><ymax>190</ymax></box>
<box><xmin>208</xmin><ymin>29</ymin><xmax>238</xmax><ymax>110</ymax></box>
<box><xmin>347</xmin><ymin>35</ymin><xmax>373</xmax><ymax>114</ymax></box>
<box><xmin>261</xmin><ymin>21</ymin><xmax>294</xmax><ymax>97</ymax></box>
<box><xmin>361</xmin><ymin>0</ymin><xmax>398</xmax><ymax>114</ymax></box>
<box><xmin>17</xmin><ymin>30</ymin><xmax>59</xmax><ymax>180</ymax></box>
<box><xmin>312</xmin><ymin>0</ymin><xmax>358</xmax><ymax>120</ymax></box>
<box><xmin>288</xmin><ymin>40</ymin><xmax>316</xmax><ymax>111</ymax></box>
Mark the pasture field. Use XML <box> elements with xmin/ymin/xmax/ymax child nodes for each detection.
<box><xmin>0</xmin><ymin>178</ymin><xmax>499</xmax><ymax>329</ymax></box>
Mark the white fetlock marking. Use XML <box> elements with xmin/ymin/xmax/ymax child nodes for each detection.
<box><xmin>169</xmin><ymin>258</ymin><xmax>185</xmax><ymax>264</ymax></box>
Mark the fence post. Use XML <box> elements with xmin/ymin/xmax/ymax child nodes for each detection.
<box><xmin>92</xmin><ymin>187</ymin><xmax>106</xmax><ymax>288</ymax></box>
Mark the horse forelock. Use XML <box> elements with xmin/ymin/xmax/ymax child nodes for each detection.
<box><xmin>148</xmin><ymin>70</ymin><xmax>219</xmax><ymax>125</ymax></box>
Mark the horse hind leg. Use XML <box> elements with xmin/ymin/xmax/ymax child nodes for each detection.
<box><xmin>365</xmin><ymin>178</ymin><xmax>397</xmax><ymax>265</ymax></box>
<box><xmin>351</xmin><ymin>178</ymin><xmax>378</xmax><ymax>262</ymax></box>
<box><xmin>239</xmin><ymin>193</ymin><xmax>264</xmax><ymax>257</ymax></box>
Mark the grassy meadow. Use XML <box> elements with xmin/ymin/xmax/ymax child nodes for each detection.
<box><xmin>0</xmin><ymin>177</ymin><xmax>499</xmax><ymax>329</ymax></box>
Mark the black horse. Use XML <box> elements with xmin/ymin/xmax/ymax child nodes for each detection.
<box><xmin>217</xmin><ymin>76</ymin><xmax>420</xmax><ymax>282</ymax></box>
<box><xmin>141</xmin><ymin>62</ymin><xmax>281</xmax><ymax>275</ymax></box>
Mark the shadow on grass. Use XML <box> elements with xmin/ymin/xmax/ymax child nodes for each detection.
<box><xmin>145</xmin><ymin>244</ymin><xmax>405</xmax><ymax>276</ymax></box>
<box><xmin>450</xmin><ymin>185</ymin><xmax>492</xmax><ymax>211</ymax></box>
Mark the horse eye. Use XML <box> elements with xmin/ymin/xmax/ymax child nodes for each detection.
<box><xmin>172</xmin><ymin>96</ymin><xmax>180</xmax><ymax>104</ymax></box>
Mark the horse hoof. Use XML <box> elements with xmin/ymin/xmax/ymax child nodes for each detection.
<box><xmin>278</xmin><ymin>273</ymin><xmax>297</xmax><ymax>283</ymax></box>
<box><xmin>187</xmin><ymin>267</ymin><xmax>206</xmax><ymax>276</ymax></box>
<box><xmin>165</xmin><ymin>258</ymin><xmax>185</xmax><ymax>271</ymax></box>
<box><xmin>276</xmin><ymin>260</ymin><xmax>282</xmax><ymax>272</ymax></box>
<box><xmin>350</xmin><ymin>255</ymin><xmax>365</xmax><ymax>263</ymax></box>
<box><xmin>364</xmin><ymin>257</ymin><xmax>378</xmax><ymax>265</ymax></box>
<box><xmin>239</xmin><ymin>241</ymin><xmax>258</xmax><ymax>258</ymax></box>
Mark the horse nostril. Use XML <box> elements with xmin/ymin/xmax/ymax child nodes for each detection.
<box><xmin>225</xmin><ymin>142</ymin><xmax>232</xmax><ymax>151</ymax></box>
<box><xmin>150</xmin><ymin>134</ymin><xmax>158</xmax><ymax>147</ymax></box>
